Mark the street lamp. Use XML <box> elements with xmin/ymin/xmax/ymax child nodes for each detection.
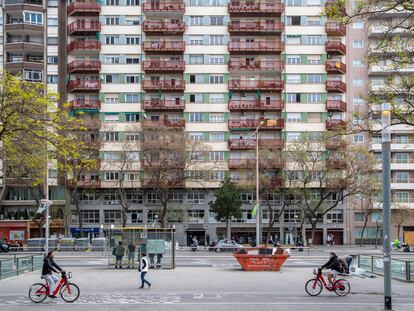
<box><xmin>36</xmin><ymin>199</ymin><xmax>53</xmax><ymax>255</ymax></box>
<box><xmin>381</xmin><ymin>103</ymin><xmax>392</xmax><ymax>310</ymax></box>
<box><xmin>255</xmin><ymin>119</ymin><xmax>265</xmax><ymax>246</ymax></box>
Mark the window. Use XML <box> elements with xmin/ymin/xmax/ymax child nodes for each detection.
<box><xmin>353</xmin><ymin>97</ymin><xmax>364</xmax><ymax>105</ymax></box>
<box><xmin>307</xmin><ymin>36</ymin><xmax>322</xmax><ymax>45</ymax></box>
<box><xmin>210</xmin><ymin>171</ymin><xmax>225</xmax><ymax>181</ymax></box>
<box><xmin>284</xmin><ymin>210</ymin><xmax>301</xmax><ymax>223</ymax></box>
<box><xmin>354</xmin><ymin>212</ymin><xmax>364</xmax><ymax>222</ymax></box>
<box><xmin>353</xmin><ymin>78</ymin><xmax>363</xmax><ymax>86</ymax></box>
<box><xmin>104</xmin><ymin>132</ymin><xmax>119</xmax><ymax>141</ymax></box>
<box><xmin>307</xmin><ymin>74</ymin><xmax>322</xmax><ymax>83</ymax></box>
<box><xmin>80</xmin><ymin>210</ymin><xmax>100</xmax><ymax>224</ymax></box>
<box><xmin>395</xmin><ymin>192</ymin><xmax>409</xmax><ymax>203</ymax></box>
<box><xmin>147</xmin><ymin>191</ymin><xmax>160</xmax><ymax>204</ymax></box>
<box><xmin>190</xmin><ymin>16</ymin><xmax>203</xmax><ymax>26</ymax></box>
<box><xmin>105</xmin><ymin>74</ymin><xmax>118</xmax><ymax>83</ymax></box>
<box><xmin>187</xmin><ymin>193</ymin><xmax>205</xmax><ymax>204</ymax></box>
<box><xmin>308</xmin><ymin>93</ymin><xmax>322</xmax><ymax>103</ymax></box>
<box><xmin>307</xmin><ymin>17</ymin><xmax>321</xmax><ymax>26</ymax></box>
<box><xmin>287</xmin><ymin>93</ymin><xmax>301</xmax><ymax>103</ymax></box>
<box><xmin>209</xmin><ymin>56</ymin><xmax>224</xmax><ymax>64</ymax></box>
<box><xmin>190</xmin><ymin>93</ymin><xmax>203</xmax><ymax>103</ymax></box>
<box><xmin>125</xmin><ymin>132</ymin><xmax>140</xmax><ymax>141</ymax></box>
<box><xmin>126</xmin><ymin>113</ymin><xmax>140</xmax><ymax>122</ymax></box>
<box><xmin>24</xmin><ymin>12</ymin><xmax>43</xmax><ymax>25</ymax></box>
<box><xmin>287</xmin><ymin>55</ymin><xmax>301</xmax><ymax>65</ymax></box>
<box><xmin>126</xmin><ymin>36</ymin><xmax>139</xmax><ymax>45</ymax></box>
<box><xmin>209</xmin><ymin>94</ymin><xmax>224</xmax><ymax>103</ymax></box>
<box><xmin>125</xmin><ymin>93</ymin><xmax>139</xmax><ymax>103</ymax></box>
<box><xmin>105</xmin><ymin>95</ymin><xmax>119</xmax><ymax>103</ymax></box>
<box><xmin>188</xmin><ymin>113</ymin><xmax>204</xmax><ymax>122</ymax></box>
<box><xmin>48</xmin><ymin>0</ymin><xmax>58</xmax><ymax>7</ymax></box>
<box><xmin>353</xmin><ymin>59</ymin><xmax>364</xmax><ymax>67</ymax></box>
<box><xmin>326</xmin><ymin>211</ymin><xmax>343</xmax><ymax>224</ymax></box>
<box><xmin>210</xmin><ymin>132</ymin><xmax>225</xmax><ymax>142</ymax></box>
<box><xmin>189</xmin><ymin>132</ymin><xmax>204</xmax><ymax>141</ymax></box>
<box><xmin>190</xmin><ymin>0</ymin><xmax>203</xmax><ymax>6</ymax></box>
<box><xmin>168</xmin><ymin>192</ymin><xmax>184</xmax><ymax>204</ymax></box>
<box><xmin>105</xmin><ymin>36</ymin><xmax>118</xmax><ymax>45</ymax></box>
<box><xmin>47</xmin><ymin>75</ymin><xmax>58</xmax><ymax>83</ymax></box>
<box><xmin>47</xmin><ymin>18</ymin><xmax>58</xmax><ymax>26</ymax></box>
<box><xmin>287</xmin><ymin>113</ymin><xmax>301</xmax><ymax>123</ymax></box>
<box><xmin>126</xmin><ymin>56</ymin><xmax>140</xmax><ymax>64</ymax></box>
<box><xmin>307</xmin><ymin>55</ymin><xmax>321</xmax><ymax>64</ymax></box>
<box><xmin>24</xmin><ymin>69</ymin><xmax>42</xmax><ymax>82</ymax></box>
<box><xmin>104</xmin><ymin>210</ymin><xmax>121</xmax><ymax>224</ymax></box>
<box><xmin>189</xmin><ymin>35</ymin><xmax>204</xmax><ymax>45</ymax></box>
<box><xmin>187</xmin><ymin>210</ymin><xmax>205</xmax><ymax>223</ymax></box>
<box><xmin>209</xmin><ymin>151</ymin><xmax>225</xmax><ymax>161</ymax></box>
<box><xmin>307</xmin><ymin>0</ymin><xmax>321</xmax><ymax>5</ymax></box>
<box><xmin>105</xmin><ymin>172</ymin><xmax>119</xmax><ymax>181</ymax></box>
<box><xmin>47</xmin><ymin>56</ymin><xmax>58</xmax><ymax>64</ymax></box>
<box><xmin>105</xmin><ymin>17</ymin><xmax>119</xmax><ymax>25</ymax></box>
<box><xmin>103</xmin><ymin>152</ymin><xmax>120</xmax><ymax>161</ymax></box>
<box><xmin>395</xmin><ymin>172</ymin><xmax>409</xmax><ymax>183</ymax></box>
<box><xmin>353</xmin><ymin>21</ymin><xmax>364</xmax><ymax>29</ymax></box>
<box><xmin>125</xmin><ymin>75</ymin><xmax>140</xmax><ymax>83</ymax></box>
<box><xmin>128</xmin><ymin>210</ymin><xmax>143</xmax><ymax>224</ymax></box>
<box><xmin>47</xmin><ymin>37</ymin><xmax>58</xmax><ymax>45</ymax></box>
<box><xmin>353</xmin><ymin>40</ymin><xmax>364</xmax><ymax>48</ymax></box>
<box><xmin>209</xmin><ymin>75</ymin><xmax>224</xmax><ymax>84</ymax></box>
<box><xmin>240</xmin><ymin>192</ymin><xmax>255</xmax><ymax>204</ymax></box>
<box><xmin>189</xmin><ymin>54</ymin><xmax>204</xmax><ymax>64</ymax></box>
<box><xmin>126</xmin><ymin>0</ymin><xmax>140</xmax><ymax>5</ymax></box>
<box><xmin>106</xmin><ymin>0</ymin><xmax>119</xmax><ymax>5</ymax></box>
<box><xmin>190</xmin><ymin>74</ymin><xmax>204</xmax><ymax>84</ymax></box>
<box><xmin>209</xmin><ymin>35</ymin><xmax>224</xmax><ymax>45</ymax></box>
<box><xmin>210</xmin><ymin>16</ymin><xmax>224</xmax><ymax>26</ymax></box>
<box><xmin>125</xmin><ymin>17</ymin><xmax>140</xmax><ymax>25</ymax></box>
<box><xmin>286</xmin><ymin>74</ymin><xmax>301</xmax><ymax>84</ymax></box>
<box><xmin>395</xmin><ymin>153</ymin><xmax>409</xmax><ymax>164</ymax></box>
<box><xmin>287</xmin><ymin>132</ymin><xmax>301</xmax><ymax>142</ymax></box>
<box><xmin>104</xmin><ymin>55</ymin><xmax>120</xmax><ymax>64</ymax></box>
<box><xmin>287</xmin><ymin>16</ymin><xmax>301</xmax><ymax>26</ymax></box>
<box><xmin>209</xmin><ymin>113</ymin><xmax>224</xmax><ymax>122</ymax></box>
<box><xmin>286</xmin><ymin>0</ymin><xmax>301</xmax><ymax>6</ymax></box>
<box><xmin>286</xmin><ymin>35</ymin><xmax>301</xmax><ymax>45</ymax></box>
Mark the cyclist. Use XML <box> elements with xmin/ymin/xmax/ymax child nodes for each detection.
<box><xmin>41</xmin><ymin>251</ymin><xmax>63</xmax><ymax>298</ymax></box>
<box><xmin>321</xmin><ymin>252</ymin><xmax>342</xmax><ymax>288</ymax></box>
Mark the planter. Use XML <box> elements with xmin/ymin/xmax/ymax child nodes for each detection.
<box><xmin>233</xmin><ymin>247</ymin><xmax>289</xmax><ymax>271</ymax></box>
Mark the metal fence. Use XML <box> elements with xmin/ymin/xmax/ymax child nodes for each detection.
<box><xmin>358</xmin><ymin>254</ymin><xmax>414</xmax><ymax>282</ymax></box>
<box><xmin>0</xmin><ymin>254</ymin><xmax>43</xmax><ymax>280</ymax></box>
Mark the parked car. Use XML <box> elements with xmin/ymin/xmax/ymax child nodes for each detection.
<box><xmin>212</xmin><ymin>239</ymin><xmax>243</xmax><ymax>253</ymax></box>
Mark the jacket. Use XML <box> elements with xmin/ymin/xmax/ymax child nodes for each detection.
<box><xmin>140</xmin><ymin>257</ymin><xmax>149</xmax><ymax>272</ymax></box>
<box><xmin>115</xmin><ymin>244</ymin><xmax>125</xmax><ymax>257</ymax></box>
<box><xmin>321</xmin><ymin>255</ymin><xmax>342</xmax><ymax>272</ymax></box>
<box><xmin>42</xmin><ymin>257</ymin><xmax>62</xmax><ymax>276</ymax></box>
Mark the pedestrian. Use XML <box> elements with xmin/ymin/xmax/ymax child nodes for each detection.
<box><xmin>327</xmin><ymin>234</ymin><xmax>332</xmax><ymax>246</ymax></box>
<box><xmin>139</xmin><ymin>252</ymin><xmax>151</xmax><ymax>289</ymax></box>
<box><xmin>115</xmin><ymin>241</ymin><xmax>125</xmax><ymax>268</ymax></box>
<box><xmin>127</xmin><ymin>242</ymin><xmax>136</xmax><ymax>268</ymax></box>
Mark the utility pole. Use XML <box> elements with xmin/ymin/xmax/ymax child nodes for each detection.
<box><xmin>381</xmin><ymin>103</ymin><xmax>392</xmax><ymax>310</ymax></box>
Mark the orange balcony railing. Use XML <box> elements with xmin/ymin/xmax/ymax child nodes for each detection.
<box><xmin>325</xmin><ymin>21</ymin><xmax>346</xmax><ymax>36</ymax></box>
<box><xmin>67</xmin><ymin>1</ymin><xmax>101</xmax><ymax>16</ymax></box>
<box><xmin>67</xmin><ymin>80</ymin><xmax>101</xmax><ymax>92</ymax></box>
<box><xmin>228</xmin><ymin>60</ymin><xmax>284</xmax><ymax>71</ymax></box>
<box><xmin>67</xmin><ymin>179</ymin><xmax>101</xmax><ymax>188</ymax></box>
<box><xmin>67</xmin><ymin>20</ymin><xmax>101</xmax><ymax>35</ymax></box>
<box><xmin>142</xmin><ymin>79</ymin><xmax>185</xmax><ymax>92</ymax></box>
<box><xmin>142</xmin><ymin>99</ymin><xmax>185</xmax><ymax>110</ymax></box>
<box><xmin>228</xmin><ymin>138</ymin><xmax>284</xmax><ymax>150</ymax></box>
<box><xmin>70</xmin><ymin>99</ymin><xmax>101</xmax><ymax>110</ymax></box>
<box><xmin>143</xmin><ymin>1</ymin><xmax>185</xmax><ymax>13</ymax></box>
<box><xmin>326</xmin><ymin>60</ymin><xmax>346</xmax><ymax>74</ymax></box>
<box><xmin>326</xmin><ymin>100</ymin><xmax>346</xmax><ymax>112</ymax></box>
<box><xmin>142</xmin><ymin>21</ymin><xmax>186</xmax><ymax>34</ymax></box>
<box><xmin>327</xmin><ymin>159</ymin><xmax>347</xmax><ymax>170</ymax></box>
<box><xmin>142</xmin><ymin>60</ymin><xmax>185</xmax><ymax>72</ymax></box>
<box><xmin>228</xmin><ymin>21</ymin><xmax>284</xmax><ymax>34</ymax></box>
<box><xmin>326</xmin><ymin>119</ymin><xmax>346</xmax><ymax>131</ymax></box>
<box><xmin>228</xmin><ymin>100</ymin><xmax>284</xmax><ymax>111</ymax></box>
<box><xmin>67</xmin><ymin>60</ymin><xmax>101</xmax><ymax>73</ymax></box>
<box><xmin>228</xmin><ymin>119</ymin><xmax>284</xmax><ymax>130</ymax></box>
<box><xmin>326</xmin><ymin>41</ymin><xmax>346</xmax><ymax>55</ymax></box>
<box><xmin>228</xmin><ymin>1</ymin><xmax>284</xmax><ymax>16</ymax></box>
<box><xmin>326</xmin><ymin>139</ymin><xmax>346</xmax><ymax>149</ymax></box>
<box><xmin>326</xmin><ymin>80</ymin><xmax>346</xmax><ymax>93</ymax></box>
<box><xmin>142</xmin><ymin>118</ymin><xmax>185</xmax><ymax>129</ymax></box>
<box><xmin>228</xmin><ymin>80</ymin><xmax>284</xmax><ymax>91</ymax></box>
<box><xmin>143</xmin><ymin>40</ymin><xmax>185</xmax><ymax>53</ymax></box>
<box><xmin>228</xmin><ymin>40</ymin><xmax>284</xmax><ymax>53</ymax></box>
<box><xmin>68</xmin><ymin>40</ymin><xmax>101</xmax><ymax>53</ymax></box>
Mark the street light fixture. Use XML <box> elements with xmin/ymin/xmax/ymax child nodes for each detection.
<box><xmin>381</xmin><ymin>103</ymin><xmax>392</xmax><ymax>310</ymax></box>
<box><xmin>36</xmin><ymin>199</ymin><xmax>53</xmax><ymax>255</ymax></box>
<box><xmin>255</xmin><ymin>119</ymin><xmax>265</xmax><ymax>246</ymax></box>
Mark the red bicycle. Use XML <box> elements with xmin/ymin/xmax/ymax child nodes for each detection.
<box><xmin>305</xmin><ymin>268</ymin><xmax>350</xmax><ymax>296</ymax></box>
<box><xmin>28</xmin><ymin>271</ymin><xmax>80</xmax><ymax>303</ymax></box>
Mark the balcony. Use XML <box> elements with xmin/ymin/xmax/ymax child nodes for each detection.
<box><xmin>70</xmin><ymin>99</ymin><xmax>101</xmax><ymax>111</ymax></box>
<box><xmin>228</xmin><ymin>99</ymin><xmax>284</xmax><ymax>111</ymax></box>
<box><xmin>228</xmin><ymin>119</ymin><xmax>284</xmax><ymax>130</ymax></box>
<box><xmin>228</xmin><ymin>138</ymin><xmax>284</xmax><ymax>150</ymax></box>
<box><xmin>228</xmin><ymin>60</ymin><xmax>284</xmax><ymax>72</ymax></box>
<box><xmin>67</xmin><ymin>1</ymin><xmax>101</xmax><ymax>16</ymax></box>
<box><xmin>142</xmin><ymin>119</ymin><xmax>185</xmax><ymax>129</ymax></box>
<box><xmin>326</xmin><ymin>139</ymin><xmax>346</xmax><ymax>149</ymax></box>
<box><xmin>67</xmin><ymin>60</ymin><xmax>101</xmax><ymax>73</ymax></box>
<box><xmin>228</xmin><ymin>80</ymin><xmax>284</xmax><ymax>92</ymax></box>
<box><xmin>325</xmin><ymin>22</ymin><xmax>346</xmax><ymax>36</ymax></box>
<box><xmin>143</xmin><ymin>40</ymin><xmax>185</xmax><ymax>53</ymax></box>
<box><xmin>326</xmin><ymin>119</ymin><xmax>346</xmax><ymax>131</ymax></box>
<box><xmin>326</xmin><ymin>178</ymin><xmax>347</xmax><ymax>190</ymax></box>
<box><xmin>326</xmin><ymin>80</ymin><xmax>346</xmax><ymax>93</ymax></box>
<box><xmin>142</xmin><ymin>21</ymin><xmax>186</xmax><ymax>34</ymax></box>
<box><xmin>327</xmin><ymin>159</ymin><xmax>347</xmax><ymax>170</ymax></box>
<box><xmin>233</xmin><ymin>177</ymin><xmax>283</xmax><ymax>188</ymax></box>
<box><xmin>228</xmin><ymin>40</ymin><xmax>284</xmax><ymax>54</ymax></box>
<box><xmin>5</xmin><ymin>22</ymin><xmax>44</xmax><ymax>34</ymax></box>
<box><xmin>80</xmin><ymin>117</ymin><xmax>101</xmax><ymax>130</ymax></box>
<box><xmin>141</xmin><ymin>178</ymin><xmax>185</xmax><ymax>188</ymax></box>
<box><xmin>67</xmin><ymin>20</ymin><xmax>101</xmax><ymax>35</ymax></box>
<box><xmin>4</xmin><ymin>0</ymin><xmax>43</xmax><ymax>12</ymax></box>
<box><xmin>325</xmin><ymin>60</ymin><xmax>346</xmax><ymax>74</ymax></box>
<box><xmin>5</xmin><ymin>61</ymin><xmax>43</xmax><ymax>72</ymax></box>
<box><xmin>228</xmin><ymin>21</ymin><xmax>284</xmax><ymax>34</ymax></box>
<box><xmin>143</xmin><ymin>99</ymin><xmax>185</xmax><ymax>111</ymax></box>
<box><xmin>229</xmin><ymin>159</ymin><xmax>256</xmax><ymax>169</ymax></box>
<box><xmin>326</xmin><ymin>41</ymin><xmax>346</xmax><ymax>55</ymax></box>
<box><xmin>142</xmin><ymin>79</ymin><xmax>185</xmax><ymax>92</ymax></box>
<box><xmin>67</xmin><ymin>179</ymin><xmax>101</xmax><ymax>188</ymax></box>
<box><xmin>67</xmin><ymin>80</ymin><xmax>101</xmax><ymax>92</ymax></box>
<box><xmin>142</xmin><ymin>60</ymin><xmax>185</xmax><ymax>73</ymax></box>
<box><xmin>68</xmin><ymin>40</ymin><xmax>101</xmax><ymax>54</ymax></box>
<box><xmin>5</xmin><ymin>41</ymin><xmax>43</xmax><ymax>53</ymax></box>
<box><xmin>326</xmin><ymin>100</ymin><xmax>346</xmax><ymax>112</ymax></box>
<box><xmin>143</xmin><ymin>1</ymin><xmax>185</xmax><ymax>13</ymax></box>
<box><xmin>228</xmin><ymin>1</ymin><xmax>283</xmax><ymax>16</ymax></box>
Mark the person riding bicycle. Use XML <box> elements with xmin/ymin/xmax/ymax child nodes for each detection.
<box><xmin>42</xmin><ymin>251</ymin><xmax>63</xmax><ymax>298</ymax></box>
<box><xmin>321</xmin><ymin>252</ymin><xmax>342</xmax><ymax>287</ymax></box>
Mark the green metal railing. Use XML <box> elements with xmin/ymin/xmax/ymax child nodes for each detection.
<box><xmin>0</xmin><ymin>255</ymin><xmax>43</xmax><ymax>280</ymax></box>
<box><xmin>358</xmin><ymin>254</ymin><xmax>414</xmax><ymax>282</ymax></box>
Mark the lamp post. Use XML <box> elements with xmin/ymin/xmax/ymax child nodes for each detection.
<box><xmin>255</xmin><ymin>120</ymin><xmax>265</xmax><ymax>246</ymax></box>
<box><xmin>381</xmin><ymin>102</ymin><xmax>392</xmax><ymax>310</ymax></box>
<box><xmin>36</xmin><ymin>199</ymin><xmax>53</xmax><ymax>255</ymax></box>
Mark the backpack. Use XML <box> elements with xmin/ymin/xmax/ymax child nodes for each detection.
<box><xmin>112</xmin><ymin>247</ymin><xmax>117</xmax><ymax>256</ymax></box>
<box><xmin>338</xmin><ymin>257</ymin><xmax>349</xmax><ymax>274</ymax></box>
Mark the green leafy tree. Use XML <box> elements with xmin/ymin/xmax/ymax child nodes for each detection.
<box><xmin>209</xmin><ymin>178</ymin><xmax>242</xmax><ymax>240</ymax></box>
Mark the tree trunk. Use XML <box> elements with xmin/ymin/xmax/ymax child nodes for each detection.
<box><xmin>309</xmin><ymin>221</ymin><xmax>317</xmax><ymax>247</ymax></box>
<box><xmin>63</xmin><ymin>188</ymin><xmax>71</xmax><ymax>237</ymax></box>
<box><xmin>226</xmin><ymin>219</ymin><xmax>231</xmax><ymax>240</ymax></box>
<box><xmin>397</xmin><ymin>224</ymin><xmax>401</xmax><ymax>241</ymax></box>
<box><xmin>375</xmin><ymin>222</ymin><xmax>380</xmax><ymax>249</ymax></box>
<box><xmin>161</xmin><ymin>201</ymin><xmax>168</xmax><ymax>228</ymax></box>
<box><xmin>265</xmin><ymin>211</ymin><xmax>275</xmax><ymax>245</ymax></box>
<box><xmin>360</xmin><ymin>215</ymin><xmax>369</xmax><ymax>247</ymax></box>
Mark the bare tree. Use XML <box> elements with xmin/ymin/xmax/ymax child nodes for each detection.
<box><xmin>392</xmin><ymin>206</ymin><xmax>414</xmax><ymax>240</ymax></box>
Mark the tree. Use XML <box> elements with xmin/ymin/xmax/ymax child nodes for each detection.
<box><xmin>209</xmin><ymin>178</ymin><xmax>242</xmax><ymax>239</ymax></box>
<box><xmin>356</xmin><ymin>195</ymin><xmax>382</xmax><ymax>246</ymax></box>
<box><xmin>392</xmin><ymin>207</ymin><xmax>414</xmax><ymax>240</ymax></box>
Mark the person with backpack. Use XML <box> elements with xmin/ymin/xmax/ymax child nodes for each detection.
<box><xmin>113</xmin><ymin>241</ymin><xmax>125</xmax><ymax>268</ymax></box>
<box><xmin>139</xmin><ymin>253</ymin><xmax>151</xmax><ymax>289</ymax></box>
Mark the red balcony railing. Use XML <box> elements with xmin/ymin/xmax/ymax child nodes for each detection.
<box><xmin>67</xmin><ymin>179</ymin><xmax>101</xmax><ymax>188</ymax></box>
<box><xmin>228</xmin><ymin>100</ymin><xmax>284</xmax><ymax>111</ymax></box>
<box><xmin>67</xmin><ymin>20</ymin><xmax>101</xmax><ymax>34</ymax></box>
<box><xmin>326</xmin><ymin>60</ymin><xmax>346</xmax><ymax>74</ymax></box>
<box><xmin>68</xmin><ymin>40</ymin><xmax>101</xmax><ymax>53</ymax></box>
<box><xmin>228</xmin><ymin>40</ymin><xmax>284</xmax><ymax>53</ymax></box>
<box><xmin>228</xmin><ymin>138</ymin><xmax>284</xmax><ymax>150</ymax></box>
<box><xmin>142</xmin><ymin>80</ymin><xmax>185</xmax><ymax>92</ymax></box>
<box><xmin>326</xmin><ymin>139</ymin><xmax>346</xmax><ymax>149</ymax></box>
<box><xmin>67</xmin><ymin>1</ymin><xmax>101</xmax><ymax>16</ymax></box>
<box><xmin>228</xmin><ymin>21</ymin><xmax>284</xmax><ymax>33</ymax></box>
<box><xmin>142</xmin><ymin>21</ymin><xmax>186</xmax><ymax>34</ymax></box>
<box><xmin>228</xmin><ymin>80</ymin><xmax>284</xmax><ymax>91</ymax></box>
<box><xmin>228</xmin><ymin>119</ymin><xmax>284</xmax><ymax>130</ymax></box>
<box><xmin>142</xmin><ymin>60</ymin><xmax>185</xmax><ymax>72</ymax></box>
<box><xmin>67</xmin><ymin>80</ymin><xmax>101</xmax><ymax>92</ymax></box>
<box><xmin>228</xmin><ymin>1</ymin><xmax>284</xmax><ymax>16</ymax></box>
<box><xmin>143</xmin><ymin>1</ymin><xmax>185</xmax><ymax>13</ymax></box>
<box><xmin>326</xmin><ymin>80</ymin><xmax>346</xmax><ymax>93</ymax></box>
<box><xmin>326</xmin><ymin>100</ymin><xmax>346</xmax><ymax>112</ymax></box>
<box><xmin>228</xmin><ymin>60</ymin><xmax>284</xmax><ymax>71</ymax></box>
<box><xmin>326</xmin><ymin>119</ymin><xmax>346</xmax><ymax>131</ymax></box>
<box><xmin>327</xmin><ymin>159</ymin><xmax>347</xmax><ymax>170</ymax></box>
<box><xmin>70</xmin><ymin>99</ymin><xmax>101</xmax><ymax>110</ymax></box>
<box><xmin>143</xmin><ymin>99</ymin><xmax>185</xmax><ymax>110</ymax></box>
<box><xmin>325</xmin><ymin>21</ymin><xmax>346</xmax><ymax>36</ymax></box>
<box><xmin>326</xmin><ymin>41</ymin><xmax>346</xmax><ymax>55</ymax></box>
<box><xmin>143</xmin><ymin>40</ymin><xmax>185</xmax><ymax>53</ymax></box>
<box><xmin>67</xmin><ymin>60</ymin><xmax>101</xmax><ymax>73</ymax></box>
<box><xmin>229</xmin><ymin>159</ymin><xmax>256</xmax><ymax>169</ymax></box>
<box><xmin>142</xmin><ymin>118</ymin><xmax>185</xmax><ymax>129</ymax></box>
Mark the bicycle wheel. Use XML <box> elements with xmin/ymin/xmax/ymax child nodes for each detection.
<box><xmin>305</xmin><ymin>278</ymin><xmax>323</xmax><ymax>296</ymax></box>
<box><xmin>60</xmin><ymin>282</ymin><xmax>80</xmax><ymax>303</ymax></box>
<box><xmin>28</xmin><ymin>283</ymin><xmax>47</xmax><ymax>303</ymax></box>
<box><xmin>333</xmin><ymin>279</ymin><xmax>350</xmax><ymax>296</ymax></box>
